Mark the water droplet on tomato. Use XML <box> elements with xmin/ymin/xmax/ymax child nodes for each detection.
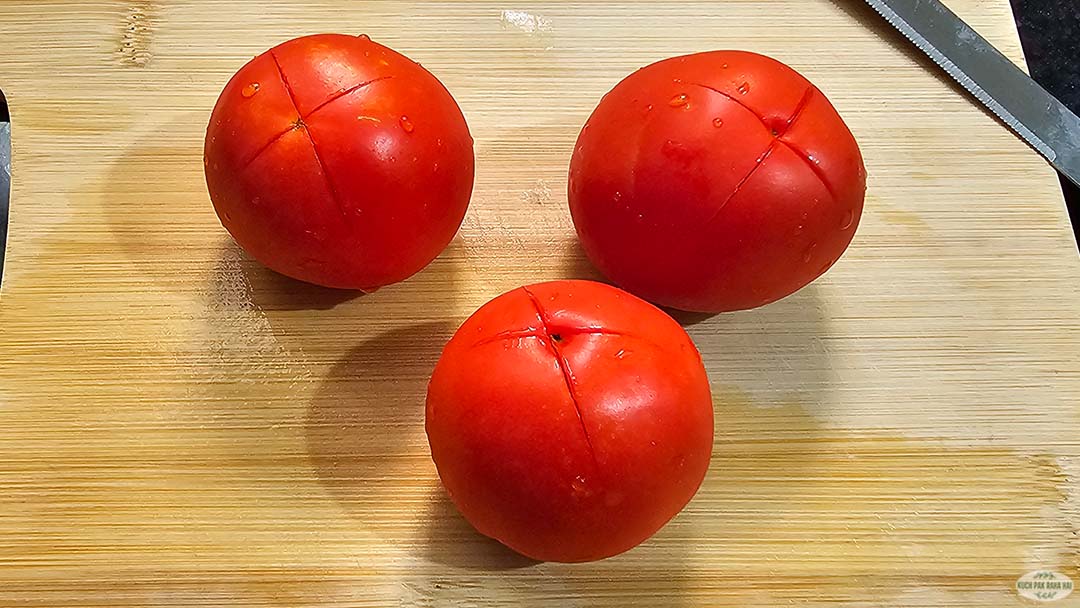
<box><xmin>841</xmin><ymin>209</ymin><xmax>855</xmax><ymax>230</ymax></box>
<box><xmin>615</xmin><ymin>349</ymin><xmax>626</xmax><ymax>359</ymax></box>
<box><xmin>662</xmin><ymin>139</ymin><xmax>691</xmax><ymax>162</ymax></box>
<box><xmin>737</xmin><ymin>81</ymin><xmax>750</xmax><ymax>95</ymax></box>
<box><xmin>722</xmin><ymin>63</ymin><xmax>730</xmax><ymax>69</ymax></box>
<box><xmin>202</xmin><ymin>156</ymin><xmax>209</xmax><ymax>167</ymax></box>
<box><xmin>241</xmin><ymin>82</ymin><xmax>260</xmax><ymax>98</ymax></box>
<box><xmin>808</xmin><ymin>154</ymin><xmax>820</xmax><ymax>165</ymax></box>
<box><xmin>802</xmin><ymin>242</ymin><xmax>817</xmax><ymax>263</ymax></box>
<box><xmin>613</xmin><ymin>191</ymin><xmax>622</xmax><ymax>202</ymax></box>
<box><xmin>571</xmin><ymin>476</ymin><xmax>590</xmax><ymax>498</ymax></box>
<box><xmin>672</xmin><ymin>77</ymin><xmax>683</xmax><ymax>84</ymax></box>
<box><xmin>357</xmin><ymin>33</ymin><xmax>370</xmax><ymax>41</ymax></box>
<box><xmin>399</xmin><ymin>115</ymin><xmax>414</xmax><ymax>133</ymax></box>
<box><xmin>712</xmin><ymin>117</ymin><xmax>724</xmax><ymax>128</ymax></box>
<box><xmin>644</xmin><ymin>103</ymin><xmax>654</xmax><ymax>115</ymax></box>
<box><xmin>668</xmin><ymin>93</ymin><xmax>689</xmax><ymax>108</ymax></box>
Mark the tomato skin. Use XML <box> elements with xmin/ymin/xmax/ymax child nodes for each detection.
<box><xmin>569</xmin><ymin>51</ymin><xmax>866</xmax><ymax>313</ymax></box>
<box><xmin>205</xmin><ymin>34</ymin><xmax>474</xmax><ymax>290</ymax></box>
<box><xmin>426</xmin><ymin>280</ymin><xmax>714</xmax><ymax>563</ymax></box>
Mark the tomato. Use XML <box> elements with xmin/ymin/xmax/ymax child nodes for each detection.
<box><xmin>569</xmin><ymin>51</ymin><xmax>866</xmax><ymax>313</ymax></box>
<box><xmin>204</xmin><ymin>34</ymin><xmax>474</xmax><ymax>290</ymax></box>
<box><xmin>426</xmin><ymin>280</ymin><xmax>714</xmax><ymax>562</ymax></box>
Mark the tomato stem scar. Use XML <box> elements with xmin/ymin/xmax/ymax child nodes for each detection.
<box><xmin>521</xmin><ymin>287</ymin><xmax>598</xmax><ymax>464</ymax></box>
<box><xmin>691</xmin><ymin>84</ymin><xmax>835</xmax><ymax>221</ymax></box>
<box><xmin>270</xmin><ymin>50</ymin><xmax>349</xmax><ymax>220</ymax></box>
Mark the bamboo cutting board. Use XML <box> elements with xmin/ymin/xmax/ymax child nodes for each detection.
<box><xmin>2</xmin><ymin>1</ymin><xmax>1080</xmax><ymax>606</ymax></box>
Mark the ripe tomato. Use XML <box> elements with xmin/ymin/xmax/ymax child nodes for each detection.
<box><xmin>569</xmin><ymin>51</ymin><xmax>866</xmax><ymax>313</ymax></box>
<box><xmin>204</xmin><ymin>34</ymin><xmax>474</xmax><ymax>290</ymax></box>
<box><xmin>426</xmin><ymin>280</ymin><xmax>714</xmax><ymax>562</ymax></box>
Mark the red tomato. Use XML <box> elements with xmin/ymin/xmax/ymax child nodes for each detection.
<box><xmin>569</xmin><ymin>51</ymin><xmax>866</xmax><ymax>313</ymax></box>
<box><xmin>204</xmin><ymin>34</ymin><xmax>474</xmax><ymax>290</ymax></box>
<box><xmin>426</xmin><ymin>280</ymin><xmax>714</xmax><ymax>562</ymax></box>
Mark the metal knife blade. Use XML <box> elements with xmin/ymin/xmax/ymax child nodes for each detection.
<box><xmin>863</xmin><ymin>0</ymin><xmax>1080</xmax><ymax>187</ymax></box>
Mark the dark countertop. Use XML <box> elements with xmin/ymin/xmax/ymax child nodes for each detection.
<box><xmin>1013</xmin><ymin>0</ymin><xmax>1080</xmax><ymax>111</ymax></box>
<box><xmin>1011</xmin><ymin>0</ymin><xmax>1080</xmax><ymax>238</ymax></box>
<box><xmin>1</xmin><ymin>89</ymin><xmax>9</xmax><ymax>281</ymax></box>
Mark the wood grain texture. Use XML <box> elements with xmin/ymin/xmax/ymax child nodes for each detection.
<box><xmin>2</xmin><ymin>1</ymin><xmax>1079</xmax><ymax>606</ymax></box>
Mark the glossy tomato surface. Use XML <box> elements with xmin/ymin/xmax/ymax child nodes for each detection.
<box><xmin>426</xmin><ymin>280</ymin><xmax>714</xmax><ymax>562</ymax></box>
<box><xmin>205</xmin><ymin>34</ymin><xmax>474</xmax><ymax>290</ymax></box>
<box><xmin>569</xmin><ymin>51</ymin><xmax>866</xmax><ymax>313</ymax></box>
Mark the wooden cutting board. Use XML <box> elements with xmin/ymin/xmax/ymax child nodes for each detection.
<box><xmin>2</xmin><ymin>1</ymin><xmax>1079</xmax><ymax>606</ymax></box>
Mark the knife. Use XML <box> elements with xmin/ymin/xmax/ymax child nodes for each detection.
<box><xmin>863</xmin><ymin>0</ymin><xmax>1080</xmax><ymax>188</ymax></box>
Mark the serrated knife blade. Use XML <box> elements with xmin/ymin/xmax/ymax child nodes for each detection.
<box><xmin>863</xmin><ymin>0</ymin><xmax>1080</xmax><ymax>188</ymax></box>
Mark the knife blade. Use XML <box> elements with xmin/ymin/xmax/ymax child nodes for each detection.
<box><xmin>863</xmin><ymin>0</ymin><xmax>1080</xmax><ymax>188</ymax></box>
